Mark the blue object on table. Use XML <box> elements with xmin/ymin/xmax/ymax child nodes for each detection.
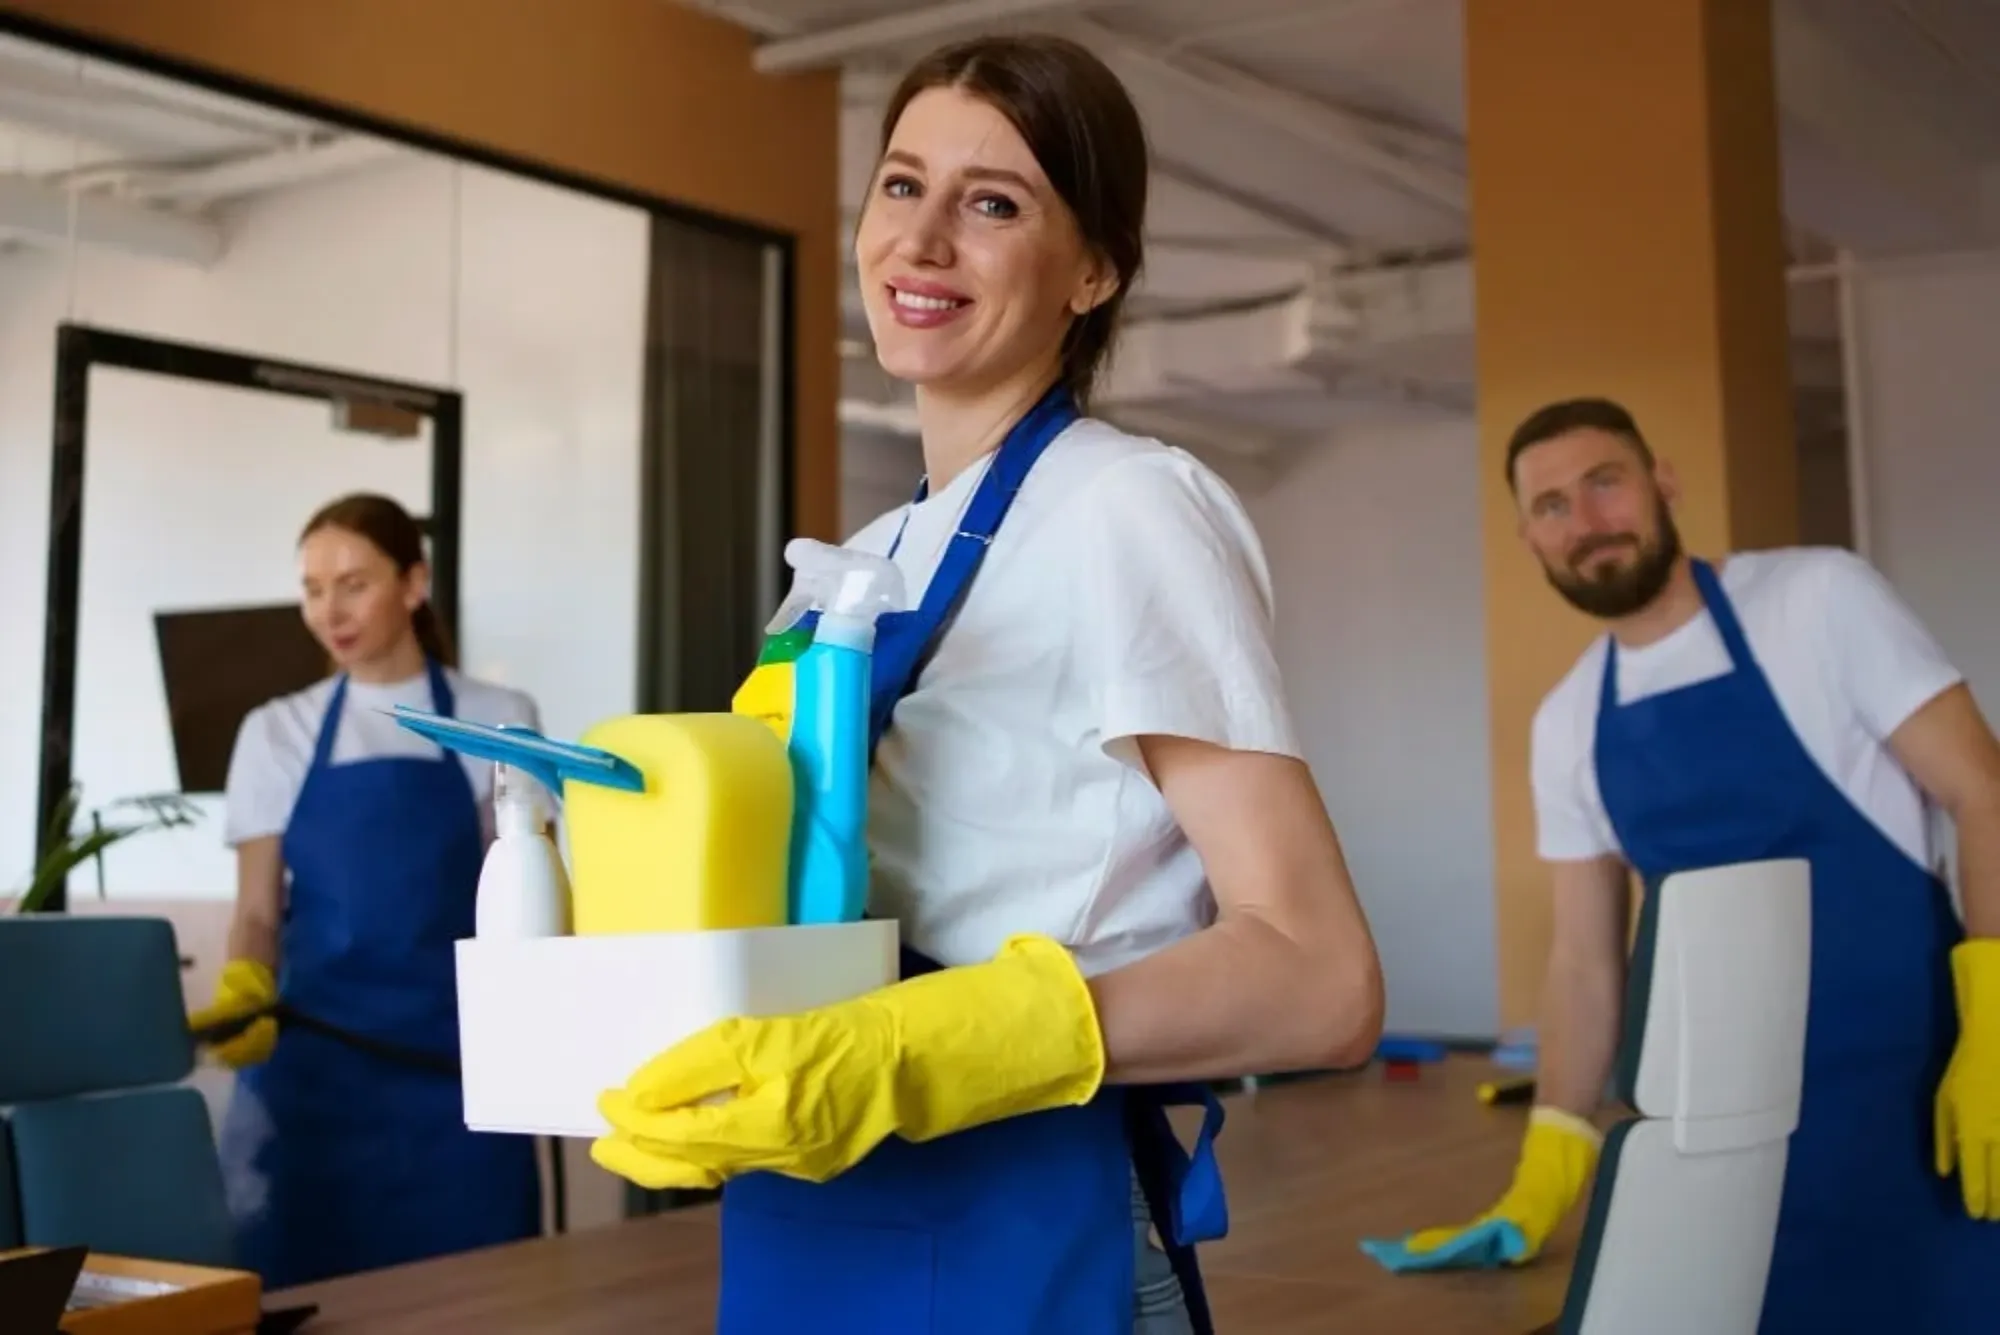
<box><xmin>1358</xmin><ymin>1218</ymin><xmax>1528</xmax><ymax>1273</ymax></box>
<box><xmin>1374</xmin><ymin>1036</ymin><xmax>1449</xmax><ymax>1064</ymax></box>
<box><xmin>1491</xmin><ymin>1025</ymin><xmax>1539</xmax><ymax>1072</ymax></box>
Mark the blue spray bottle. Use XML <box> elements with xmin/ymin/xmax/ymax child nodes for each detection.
<box><xmin>780</xmin><ymin>538</ymin><xmax>906</xmax><ymax>925</ymax></box>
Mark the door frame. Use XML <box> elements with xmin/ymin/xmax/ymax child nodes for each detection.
<box><xmin>34</xmin><ymin>322</ymin><xmax>465</xmax><ymax>905</ymax></box>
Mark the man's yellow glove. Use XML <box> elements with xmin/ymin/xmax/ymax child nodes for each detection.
<box><xmin>590</xmin><ymin>934</ymin><xmax>1105</xmax><ymax>1191</ymax></box>
<box><xmin>1936</xmin><ymin>938</ymin><xmax>2000</xmax><ymax>1221</ymax></box>
<box><xmin>187</xmin><ymin>958</ymin><xmax>279</xmax><ymax>1069</ymax></box>
<box><xmin>1361</xmin><ymin>1106</ymin><xmax>1601</xmax><ymax>1272</ymax></box>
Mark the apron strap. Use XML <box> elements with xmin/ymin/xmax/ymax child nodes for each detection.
<box><xmin>310</xmin><ymin>675</ymin><xmax>349</xmax><ymax>771</ymax></box>
<box><xmin>1128</xmin><ymin>1082</ymin><xmax>1228</xmax><ymax>1335</ymax></box>
<box><xmin>866</xmin><ymin>383</ymin><xmax>1079</xmax><ymax>756</ymax></box>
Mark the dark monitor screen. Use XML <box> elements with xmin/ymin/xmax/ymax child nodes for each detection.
<box><xmin>154</xmin><ymin>603</ymin><xmax>327</xmax><ymax>794</ymax></box>
<box><xmin>0</xmin><ymin>1243</ymin><xmax>86</xmax><ymax>1333</ymax></box>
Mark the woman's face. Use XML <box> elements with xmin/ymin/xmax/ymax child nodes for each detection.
<box><xmin>298</xmin><ymin>525</ymin><xmax>424</xmax><ymax>672</ymax></box>
<box><xmin>855</xmin><ymin>86</ymin><xmax>1110</xmax><ymax>397</ymax></box>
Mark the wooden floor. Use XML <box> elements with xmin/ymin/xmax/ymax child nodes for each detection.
<box><xmin>274</xmin><ymin>1057</ymin><xmax>1579</xmax><ymax>1333</ymax></box>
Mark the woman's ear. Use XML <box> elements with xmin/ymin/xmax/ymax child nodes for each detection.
<box><xmin>403</xmin><ymin>561</ymin><xmax>432</xmax><ymax>614</ymax></box>
<box><xmin>1069</xmin><ymin>255</ymin><xmax>1120</xmax><ymax>316</ymax></box>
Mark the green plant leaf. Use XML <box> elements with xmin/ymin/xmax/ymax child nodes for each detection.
<box><xmin>13</xmin><ymin>781</ymin><xmax>207</xmax><ymax>913</ymax></box>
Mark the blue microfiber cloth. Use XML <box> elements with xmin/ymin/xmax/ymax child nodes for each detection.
<box><xmin>1358</xmin><ymin>1218</ymin><xmax>1529</xmax><ymax>1273</ymax></box>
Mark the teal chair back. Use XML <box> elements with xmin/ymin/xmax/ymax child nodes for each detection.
<box><xmin>0</xmin><ymin>1116</ymin><xmax>19</xmax><ymax>1251</ymax></box>
<box><xmin>0</xmin><ymin>915</ymin><xmax>236</xmax><ymax>1268</ymax></box>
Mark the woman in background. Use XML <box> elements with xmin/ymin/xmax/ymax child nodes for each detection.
<box><xmin>190</xmin><ymin>492</ymin><xmax>547</xmax><ymax>1289</ymax></box>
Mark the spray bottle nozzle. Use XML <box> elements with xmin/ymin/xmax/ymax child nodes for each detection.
<box><xmin>765</xmin><ymin>538</ymin><xmax>908</xmax><ymax>636</ymax></box>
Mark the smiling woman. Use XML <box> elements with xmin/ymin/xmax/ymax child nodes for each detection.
<box><xmin>854</xmin><ymin>41</ymin><xmax>1145</xmax><ymax>482</ymax></box>
<box><xmin>584</xmin><ymin>33</ymin><xmax>1385</xmax><ymax>1335</ymax></box>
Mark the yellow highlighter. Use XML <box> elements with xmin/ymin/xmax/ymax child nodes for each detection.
<box><xmin>1478</xmin><ymin>1075</ymin><xmax>1537</xmax><ymax>1106</ymax></box>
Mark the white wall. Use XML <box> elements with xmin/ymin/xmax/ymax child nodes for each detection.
<box><xmin>1249</xmin><ymin>419</ymin><xmax>1499</xmax><ymax>1041</ymax></box>
<box><xmin>0</xmin><ymin>154</ymin><xmax>651</xmax><ymax>900</ymax></box>
<box><xmin>1852</xmin><ymin>249</ymin><xmax>2000</xmax><ymax>716</ymax></box>
<box><xmin>1850</xmin><ymin>247</ymin><xmax>2000</xmax><ymax>895</ymax></box>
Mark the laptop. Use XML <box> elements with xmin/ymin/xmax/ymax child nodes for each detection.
<box><xmin>0</xmin><ymin>1244</ymin><xmax>88</xmax><ymax>1335</ymax></box>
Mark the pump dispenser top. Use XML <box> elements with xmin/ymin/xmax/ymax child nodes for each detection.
<box><xmin>476</xmin><ymin>761</ymin><xmax>572</xmax><ymax>939</ymax></box>
<box><xmin>769</xmin><ymin>538</ymin><xmax>906</xmax><ymax>648</ymax></box>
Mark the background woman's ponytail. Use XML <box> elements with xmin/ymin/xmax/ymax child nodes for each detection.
<box><xmin>409</xmin><ymin>600</ymin><xmax>457</xmax><ymax>668</ymax></box>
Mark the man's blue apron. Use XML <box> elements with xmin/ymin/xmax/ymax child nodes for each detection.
<box><xmin>1594</xmin><ymin>558</ymin><xmax>1993</xmax><ymax>1333</ymax></box>
<box><xmin>717</xmin><ymin>384</ymin><xmax>1231</xmax><ymax>1334</ymax></box>
<box><xmin>221</xmin><ymin>659</ymin><xmax>542</xmax><ymax>1290</ymax></box>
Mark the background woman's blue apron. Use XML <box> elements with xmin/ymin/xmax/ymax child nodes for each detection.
<box><xmin>717</xmin><ymin>385</ymin><xmax>1232</xmax><ymax>1334</ymax></box>
<box><xmin>1594</xmin><ymin>558</ymin><xmax>1992</xmax><ymax>1333</ymax></box>
<box><xmin>220</xmin><ymin>659</ymin><xmax>542</xmax><ymax>1290</ymax></box>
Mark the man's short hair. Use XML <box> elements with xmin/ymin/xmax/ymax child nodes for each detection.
<box><xmin>1505</xmin><ymin>397</ymin><xmax>1655</xmax><ymax>491</ymax></box>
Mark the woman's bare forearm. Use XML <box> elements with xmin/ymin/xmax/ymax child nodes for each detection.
<box><xmin>1089</xmin><ymin>908</ymin><xmax>1383</xmax><ymax>1086</ymax></box>
<box><xmin>227</xmin><ymin>836</ymin><xmax>284</xmax><ymax>968</ymax></box>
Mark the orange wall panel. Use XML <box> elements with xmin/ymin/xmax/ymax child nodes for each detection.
<box><xmin>1465</xmin><ymin>0</ymin><xmax>1797</xmax><ymax>1025</ymax></box>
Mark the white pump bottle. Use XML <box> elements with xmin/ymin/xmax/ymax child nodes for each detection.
<box><xmin>475</xmin><ymin>763</ymin><xmax>573</xmax><ymax>938</ymax></box>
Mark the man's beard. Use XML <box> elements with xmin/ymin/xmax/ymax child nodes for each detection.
<box><xmin>1543</xmin><ymin>500</ymin><xmax>1682</xmax><ymax>620</ymax></box>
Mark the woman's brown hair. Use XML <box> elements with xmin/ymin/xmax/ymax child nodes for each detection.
<box><xmin>879</xmin><ymin>33</ymin><xmax>1149</xmax><ymax>408</ymax></box>
<box><xmin>299</xmin><ymin>492</ymin><xmax>456</xmax><ymax>668</ymax></box>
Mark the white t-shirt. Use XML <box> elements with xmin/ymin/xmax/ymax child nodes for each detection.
<box><xmin>846</xmin><ymin>417</ymin><xmax>1302</xmax><ymax>978</ymax></box>
<box><xmin>1532</xmin><ymin>547</ymin><xmax>1963</xmax><ymax>871</ymax></box>
<box><xmin>223</xmin><ymin>667</ymin><xmax>552</xmax><ymax>848</ymax></box>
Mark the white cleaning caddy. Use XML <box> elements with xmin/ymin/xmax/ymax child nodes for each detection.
<box><xmin>454</xmin><ymin>919</ymin><xmax>900</xmax><ymax>1138</ymax></box>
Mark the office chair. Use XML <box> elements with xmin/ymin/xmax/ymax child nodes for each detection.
<box><xmin>0</xmin><ymin>914</ymin><xmax>237</xmax><ymax>1269</ymax></box>
<box><xmin>1547</xmin><ymin>858</ymin><xmax>1811</xmax><ymax>1335</ymax></box>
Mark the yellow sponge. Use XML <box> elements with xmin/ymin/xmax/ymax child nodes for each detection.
<box><xmin>564</xmin><ymin>712</ymin><xmax>794</xmax><ymax>935</ymax></box>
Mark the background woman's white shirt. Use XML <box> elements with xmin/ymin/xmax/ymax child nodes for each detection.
<box><xmin>847</xmin><ymin>417</ymin><xmax>1303</xmax><ymax>977</ymax></box>
<box><xmin>223</xmin><ymin>668</ymin><xmax>550</xmax><ymax>848</ymax></box>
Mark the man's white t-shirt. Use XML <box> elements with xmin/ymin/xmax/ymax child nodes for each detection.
<box><xmin>223</xmin><ymin>668</ymin><xmax>551</xmax><ymax>849</ymax></box>
<box><xmin>1532</xmin><ymin>547</ymin><xmax>1963</xmax><ymax>871</ymax></box>
<box><xmin>845</xmin><ymin>417</ymin><xmax>1302</xmax><ymax>978</ymax></box>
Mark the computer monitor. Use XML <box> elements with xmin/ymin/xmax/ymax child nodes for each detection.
<box><xmin>153</xmin><ymin>603</ymin><xmax>328</xmax><ymax>794</ymax></box>
<box><xmin>0</xmin><ymin>1244</ymin><xmax>87</xmax><ymax>1335</ymax></box>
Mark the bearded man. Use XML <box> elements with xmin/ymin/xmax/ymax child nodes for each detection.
<box><xmin>1368</xmin><ymin>396</ymin><xmax>2000</xmax><ymax>1334</ymax></box>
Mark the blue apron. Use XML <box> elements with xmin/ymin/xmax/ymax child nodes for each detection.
<box><xmin>222</xmin><ymin>659</ymin><xmax>542</xmax><ymax>1290</ymax></box>
<box><xmin>716</xmin><ymin>385</ymin><xmax>1231</xmax><ymax>1334</ymax></box>
<box><xmin>1594</xmin><ymin>558</ymin><xmax>1991</xmax><ymax>1334</ymax></box>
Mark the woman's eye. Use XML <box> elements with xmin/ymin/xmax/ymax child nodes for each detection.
<box><xmin>972</xmin><ymin>194</ymin><xmax>1019</xmax><ymax>220</ymax></box>
<box><xmin>880</xmin><ymin>175</ymin><xmax>918</xmax><ymax>199</ymax></box>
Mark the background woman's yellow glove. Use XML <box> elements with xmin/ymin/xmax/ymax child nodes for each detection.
<box><xmin>187</xmin><ymin>958</ymin><xmax>279</xmax><ymax>1069</ymax></box>
<box><xmin>1936</xmin><ymin>938</ymin><xmax>2000</xmax><ymax>1220</ymax></box>
<box><xmin>589</xmin><ymin>934</ymin><xmax>1106</xmax><ymax>1191</ymax></box>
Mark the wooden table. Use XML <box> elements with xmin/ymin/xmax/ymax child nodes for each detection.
<box><xmin>274</xmin><ymin>1057</ymin><xmax>1577</xmax><ymax>1333</ymax></box>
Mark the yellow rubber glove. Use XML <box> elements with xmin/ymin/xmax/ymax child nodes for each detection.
<box><xmin>187</xmin><ymin>958</ymin><xmax>279</xmax><ymax>1069</ymax></box>
<box><xmin>1404</xmin><ymin>1107</ymin><xmax>1602</xmax><ymax>1263</ymax></box>
<box><xmin>589</xmin><ymin>934</ymin><xmax>1105</xmax><ymax>1191</ymax></box>
<box><xmin>1936</xmin><ymin>938</ymin><xmax>2000</xmax><ymax>1221</ymax></box>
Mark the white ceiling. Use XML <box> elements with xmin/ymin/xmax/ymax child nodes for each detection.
<box><xmin>685</xmin><ymin>0</ymin><xmax>2000</xmax><ymax>488</ymax></box>
<box><xmin>0</xmin><ymin>30</ymin><xmax>404</xmax><ymax>268</ymax></box>
<box><xmin>3</xmin><ymin>6</ymin><xmax>1996</xmax><ymax>491</ymax></box>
